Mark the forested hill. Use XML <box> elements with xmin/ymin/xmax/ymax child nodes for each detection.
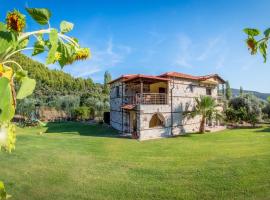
<box><xmin>11</xmin><ymin>54</ymin><xmax>110</xmax><ymax>121</ymax></box>
<box><xmin>232</xmin><ymin>88</ymin><xmax>270</xmax><ymax>101</ymax></box>
<box><xmin>13</xmin><ymin>53</ymin><xmax>103</xmax><ymax>99</ymax></box>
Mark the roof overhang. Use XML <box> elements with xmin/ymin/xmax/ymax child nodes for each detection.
<box><xmin>124</xmin><ymin>75</ymin><xmax>169</xmax><ymax>84</ymax></box>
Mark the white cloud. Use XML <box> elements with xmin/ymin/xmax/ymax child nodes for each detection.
<box><xmin>173</xmin><ymin>34</ymin><xmax>193</xmax><ymax>68</ymax></box>
<box><xmin>140</xmin><ymin>30</ymin><xmax>166</xmax><ymax>62</ymax></box>
<box><xmin>197</xmin><ymin>36</ymin><xmax>225</xmax><ymax>61</ymax></box>
<box><xmin>215</xmin><ymin>55</ymin><xmax>225</xmax><ymax>69</ymax></box>
<box><xmin>172</xmin><ymin>33</ymin><xmax>229</xmax><ymax>69</ymax></box>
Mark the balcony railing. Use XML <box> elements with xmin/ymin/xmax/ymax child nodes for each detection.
<box><xmin>124</xmin><ymin>93</ymin><xmax>168</xmax><ymax>105</ymax></box>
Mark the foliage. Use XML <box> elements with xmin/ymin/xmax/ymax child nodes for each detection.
<box><xmin>0</xmin><ymin>7</ymin><xmax>90</xmax><ymax>152</ymax></box>
<box><xmin>262</xmin><ymin>103</ymin><xmax>270</xmax><ymax>118</ymax></box>
<box><xmin>49</xmin><ymin>95</ymin><xmax>80</xmax><ymax>118</ymax></box>
<box><xmin>11</xmin><ymin>54</ymin><xmax>111</xmax><ymax>120</ymax></box>
<box><xmin>240</xmin><ymin>86</ymin><xmax>243</xmax><ymax>96</ymax></box>
<box><xmin>16</xmin><ymin>98</ymin><xmax>37</xmax><ymax>120</ymax></box>
<box><xmin>226</xmin><ymin>94</ymin><xmax>262</xmax><ymax>125</ymax></box>
<box><xmin>0</xmin><ymin>123</ymin><xmax>16</xmax><ymax>153</ymax></box>
<box><xmin>243</xmin><ymin>28</ymin><xmax>270</xmax><ymax>62</ymax></box>
<box><xmin>103</xmin><ymin>70</ymin><xmax>112</xmax><ymax>95</ymax></box>
<box><xmin>184</xmin><ymin>96</ymin><xmax>222</xmax><ymax>133</ymax></box>
<box><xmin>0</xmin><ymin>7</ymin><xmax>90</xmax><ymax>195</ymax></box>
<box><xmin>0</xmin><ymin>180</ymin><xmax>11</xmax><ymax>200</ymax></box>
<box><xmin>267</xmin><ymin>96</ymin><xmax>270</xmax><ymax>103</ymax></box>
<box><xmin>73</xmin><ymin>106</ymin><xmax>92</xmax><ymax>121</ymax></box>
<box><xmin>225</xmin><ymin>81</ymin><xmax>232</xmax><ymax>100</ymax></box>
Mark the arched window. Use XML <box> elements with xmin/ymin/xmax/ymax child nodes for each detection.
<box><xmin>149</xmin><ymin>113</ymin><xmax>165</xmax><ymax>128</ymax></box>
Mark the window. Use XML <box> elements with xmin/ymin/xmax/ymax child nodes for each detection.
<box><xmin>206</xmin><ymin>88</ymin><xmax>212</xmax><ymax>96</ymax></box>
<box><xmin>116</xmin><ymin>86</ymin><xmax>120</xmax><ymax>97</ymax></box>
<box><xmin>149</xmin><ymin>113</ymin><xmax>165</xmax><ymax>128</ymax></box>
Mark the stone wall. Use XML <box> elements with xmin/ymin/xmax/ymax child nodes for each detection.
<box><xmin>110</xmin><ymin>81</ymin><xmax>124</xmax><ymax>131</ymax></box>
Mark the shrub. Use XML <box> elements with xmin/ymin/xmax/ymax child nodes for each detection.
<box><xmin>73</xmin><ymin>106</ymin><xmax>90</xmax><ymax>121</ymax></box>
<box><xmin>262</xmin><ymin>104</ymin><xmax>270</xmax><ymax>118</ymax></box>
<box><xmin>225</xmin><ymin>94</ymin><xmax>262</xmax><ymax>126</ymax></box>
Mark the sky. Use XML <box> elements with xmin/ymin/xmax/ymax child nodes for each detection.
<box><xmin>1</xmin><ymin>0</ymin><xmax>270</xmax><ymax>92</ymax></box>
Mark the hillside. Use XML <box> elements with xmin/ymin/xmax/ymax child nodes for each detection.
<box><xmin>232</xmin><ymin>88</ymin><xmax>270</xmax><ymax>101</ymax></box>
<box><xmin>12</xmin><ymin>54</ymin><xmax>103</xmax><ymax>100</ymax></box>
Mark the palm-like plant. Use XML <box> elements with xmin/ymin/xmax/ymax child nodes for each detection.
<box><xmin>184</xmin><ymin>96</ymin><xmax>222</xmax><ymax>133</ymax></box>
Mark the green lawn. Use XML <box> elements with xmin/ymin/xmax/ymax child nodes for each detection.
<box><xmin>1</xmin><ymin>122</ymin><xmax>270</xmax><ymax>200</ymax></box>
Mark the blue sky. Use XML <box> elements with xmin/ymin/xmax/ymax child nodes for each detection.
<box><xmin>1</xmin><ymin>0</ymin><xmax>270</xmax><ymax>92</ymax></box>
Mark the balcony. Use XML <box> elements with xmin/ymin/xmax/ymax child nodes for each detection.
<box><xmin>124</xmin><ymin>93</ymin><xmax>168</xmax><ymax>105</ymax></box>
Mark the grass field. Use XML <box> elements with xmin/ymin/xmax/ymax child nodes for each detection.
<box><xmin>0</xmin><ymin>122</ymin><xmax>270</xmax><ymax>200</ymax></box>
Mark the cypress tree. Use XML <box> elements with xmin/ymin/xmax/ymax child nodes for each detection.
<box><xmin>225</xmin><ymin>81</ymin><xmax>232</xmax><ymax>100</ymax></box>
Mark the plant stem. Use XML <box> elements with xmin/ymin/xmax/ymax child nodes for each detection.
<box><xmin>1</xmin><ymin>60</ymin><xmax>24</xmax><ymax>71</ymax></box>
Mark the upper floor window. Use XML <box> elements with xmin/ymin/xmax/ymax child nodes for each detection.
<box><xmin>206</xmin><ymin>88</ymin><xmax>212</xmax><ymax>96</ymax></box>
<box><xmin>116</xmin><ymin>86</ymin><xmax>120</xmax><ymax>97</ymax></box>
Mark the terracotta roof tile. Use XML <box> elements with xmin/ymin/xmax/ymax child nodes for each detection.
<box><xmin>110</xmin><ymin>71</ymin><xmax>225</xmax><ymax>84</ymax></box>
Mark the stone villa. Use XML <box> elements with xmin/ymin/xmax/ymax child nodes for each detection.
<box><xmin>109</xmin><ymin>72</ymin><xmax>225</xmax><ymax>140</ymax></box>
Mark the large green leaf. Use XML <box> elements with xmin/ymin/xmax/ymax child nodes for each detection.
<box><xmin>16</xmin><ymin>77</ymin><xmax>36</xmax><ymax>99</ymax></box>
<box><xmin>60</xmin><ymin>21</ymin><xmax>74</xmax><ymax>33</ymax></box>
<box><xmin>57</xmin><ymin>41</ymin><xmax>74</xmax><ymax>67</ymax></box>
<box><xmin>46</xmin><ymin>29</ymin><xmax>58</xmax><ymax>64</ymax></box>
<box><xmin>259</xmin><ymin>42</ymin><xmax>267</xmax><ymax>63</ymax></box>
<box><xmin>264</xmin><ymin>28</ymin><xmax>270</xmax><ymax>37</ymax></box>
<box><xmin>0</xmin><ymin>77</ymin><xmax>15</xmax><ymax>122</ymax></box>
<box><xmin>18</xmin><ymin>37</ymin><xmax>29</xmax><ymax>49</ymax></box>
<box><xmin>26</xmin><ymin>8</ymin><xmax>51</xmax><ymax>25</ymax></box>
<box><xmin>0</xmin><ymin>31</ymin><xmax>14</xmax><ymax>56</ymax></box>
<box><xmin>0</xmin><ymin>181</ymin><xmax>7</xmax><ymax>200</ymax></box>
<box><xmin>243</xmin><ymin>28</ymin><xmax>260</xmax><ymax>37</ymax></box>
<box><xmin>32</xmin><ymin>41</ymin><xmax>45</xmax><ymax>56</ymax></box>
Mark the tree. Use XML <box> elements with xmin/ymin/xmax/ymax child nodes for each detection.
<box><xmin>73</xmin><ymin>106</ymin><xmax>91</xmax><ymax>121</ymax></box>
<box><xmin>226</xmin><ymin>94</ymin><xmax>262</xmax><ymax>126</ymax></box>
<box><xmin>225</xmin><ymin>81</ymin><xmax>232</xmax><ymax>100</ymax></box>
<box><xmin>102</xmin><ymin>71</ymin><xmax>112</xmax><ymax>95</ymax></box>
<box><xmin>267</xmin><ymin>96</ymin><xmax>270</xmax><ymax>103</ymax></box>
<box><xmin>240</xmin><ymin>86</ymin><xmax>243</xmax><ymax>96</ymax></box>
<box><xmin>243</xmin><ymin>28</ymin><xmax>269</xmax><ymax>62</ymax></box>
<box><xmin>184</xmin><ymin>96</ymin><xmax>222</xmax><ymax>133</ymax></box>
<box><xmin>262</xmin><ymin>104</ymin><xmax>270</xmax><ymax>118</ymax></box>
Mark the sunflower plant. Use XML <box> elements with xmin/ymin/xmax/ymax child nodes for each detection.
<box><xmin>0</xmin><ymin>8</ymin><xmax>90</xmax><ymax>199</ymax></box>
<box><xmin>243</xmin><ymin>28</ymin><xmax>269</xmax><ymax>62</ymax></box>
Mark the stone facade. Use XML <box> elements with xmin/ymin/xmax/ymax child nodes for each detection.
<box><xmin>110</xmin><ymin>73</ymin><xmax>224</xmax><ymax>140</ymax></box>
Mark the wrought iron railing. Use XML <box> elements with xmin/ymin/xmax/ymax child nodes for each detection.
<box><xmin>124</xmin><ymin>93</ymin><xmax>168</xmax><ymax>105</ymax></box>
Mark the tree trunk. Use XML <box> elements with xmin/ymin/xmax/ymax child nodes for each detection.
<box><xmin>199</xmin><ymin>115</ymin><xmax>206</xmax><ymax>133</ymax></box>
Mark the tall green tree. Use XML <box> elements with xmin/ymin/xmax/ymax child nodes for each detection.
<box><xmin>103</xmin><ymin>71</ymin><xmax>112</xmax><ymax>95</ymax></box>
<box><xmin>225</xmin><ymin>81</ymin><xmax>232</xmax><ymax>100</ymax></box>
<box><xmin>240</xmin><ymin>86</ymin><xmax>243</xmax><ymax>96</ymax></box>
<box><xmin>184</xmin><ymin>96</ymin><xmax>222</xmax><ymax>133</ymax></box>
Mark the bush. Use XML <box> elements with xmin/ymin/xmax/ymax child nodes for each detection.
<box><xmin>225</xmin><ymin>94</ymin><xmax>262</xmax><ymax>126</ymax></box>
<box><xmin>73</xmin><ymin>107</ymin><xmax>91</xmax><ymax>121</ymax></box>
<box><xmin>262</xmin><ymin>104</ymin><xmax>270</xmax><ymax>118</ymax></box>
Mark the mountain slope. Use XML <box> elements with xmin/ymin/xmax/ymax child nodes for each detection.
<box><xmin>231</xmin><ymin>88</ymin><xmax>270</xmax><ymax>100</ymax></box>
